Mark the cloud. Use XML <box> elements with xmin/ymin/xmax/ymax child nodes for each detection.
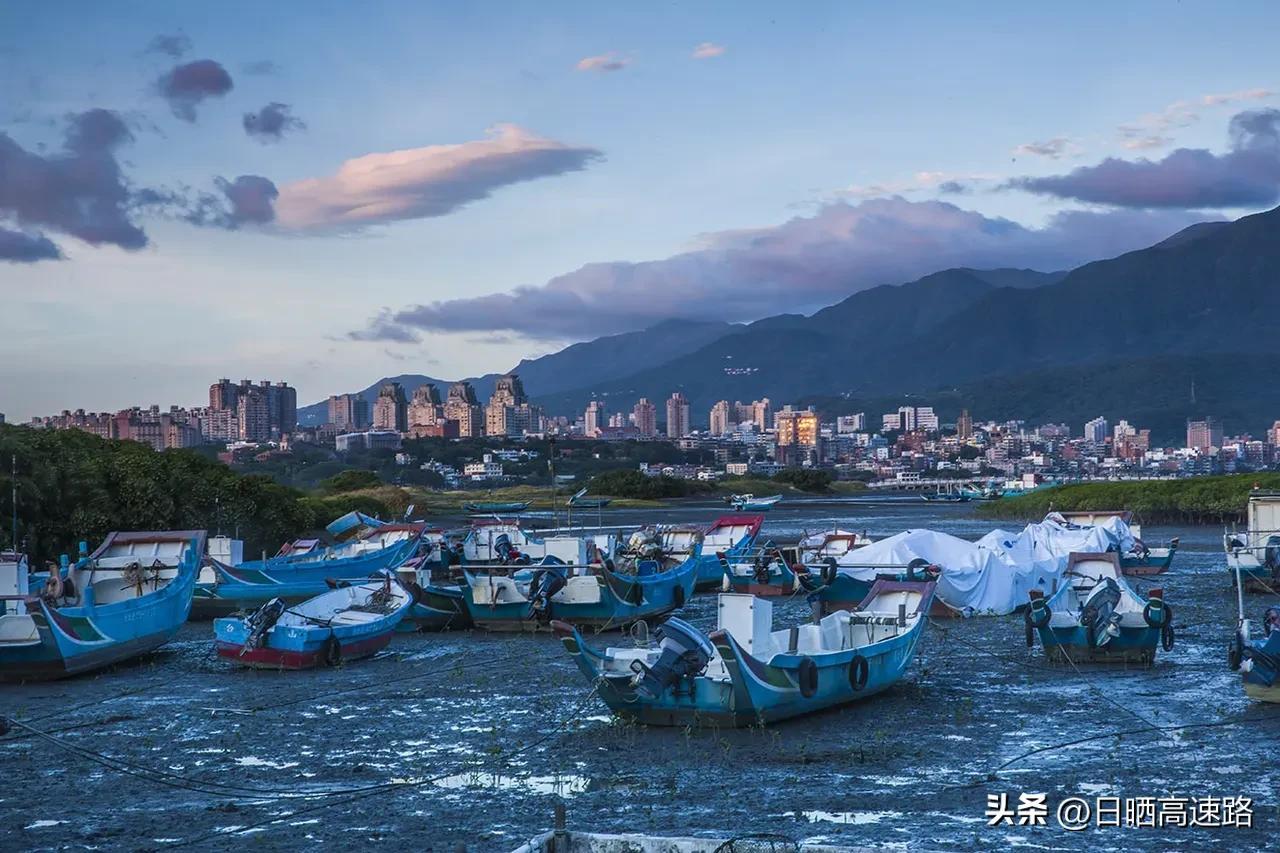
<box><xmin>840</xmin><ymin>170</ymin><xmax>994</xmax><ymax>199</ymax></box>
<box><xmin>576</xmin><ymin>53</ymin><xmax>629</xmax><ymax>73</ymax></box>
<box><xmin>140</xmin><ymin>174</ymin><xmax>278</xmax><ymax>230</ymax></box>
<box><xmin>1008</xmin><ymin>108</ymin><xmax>1280</xmax><ymax>208</ymax></box>
<box><xmin>691</xmin><ymin>42</ymin><xmax>726</xmax><ymax>59</ymax></box>
<box><xmin>243</xmin><ymin>102</ymin><xmax>305</xmax><ymax>142</ymax></box>
<box><xmin>274</xmin><ymin>124</ymin><xmax>602</xmax><ymax>230</ymax></box>
<box><xmin>156</xmin><ymin>59</ymin><xmax>233</xmax><ymax>121</ymax></box>
<box><xmin>146</xmin><ymin>32</ymin><xmax>191</xmax><ymax>58</ymax></box>
<box><xmin>1013</xmin><ymin>137</ymin><xmax>1081</xmax><ymax>159</ymax></box>
<box><xmin>217</xmin><ymin>175</ymin><xmax>278</xmax><ymax>225</ymax></box>
<box><xmin>0</xmin><ymin>227</ymin><xmax>62</xmax><ymax>262</ymax></box>
<box><xmin>352</xmin><ymin>197</ymin><xmax>1206</xmax><ymax>340</ymax></box>
<box><xmin>349</xmin><ymin>309</ymin><xmax>422</xmax><ymax>343</ymax></box>
<box><xmin>242</xmin><ymin>60</ymin><xmax>279</xmax><ymax>76</ymax></box>
<box><xmin>0</xmin><ymin>108</ymin><xmax>147</xmax><ymax>257</ymax></box>
<box><xmin>1118</xmin><ymin>88</ymin><xmax>1273</xmax><ymax>149</ymax></box>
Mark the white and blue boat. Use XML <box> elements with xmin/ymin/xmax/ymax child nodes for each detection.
<box><xmin>728</xmin><ymin>493</ymin><xmax>782</xmax><ymax>512</ymax></box>
<box><xmin>1225</xmin><ymin>490</ymin><xmax>1280</xmax><ymax>593</ymax></box>
<box><xmin>192</xmin><ymin>525</ymin><xmax>423</xmax><ymax>618</ymax></box>
<box><xmin>1227</xmin><ymin>554</ymin><xmax>1280</xmax><ymax>703</ymax></box>
<box><xmin>461</xmin><ymin>551</ymin><xmax>698</xmax><ymax>633</ymax></box>
<box><xmin>1025</xmin><ymin>552</ymin><xmax>1173</xmax><ymax>665</ymax></box>
<box><xmin>618</xmin><ymin>515</ymin><xmax>764</xmax><ymax>593</ymax></box>
<box><xmin>214</xmin><ymin>575</ymin><xmax>412</xmax><ymax>669</ymax></box>
<box><xmin>0</xmin><ymin>531</ymin><xmax>205</xmax><ymax>682</ymax></box>
<box><xmin>554</xmin><ymin>580</ymin><xmax>935</xmax><ymax>727</ymax></box>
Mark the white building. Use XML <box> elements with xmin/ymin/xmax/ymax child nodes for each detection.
<box><xmin>463</xmin><ymin>454</ymin><xmax>504</xmax><ymax>480</ymax></box>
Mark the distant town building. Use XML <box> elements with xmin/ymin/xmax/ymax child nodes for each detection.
<box><xmin>666</xmin><ymin>392</ymin><xmax>690</xmax><ymax>438</ymax></box>
<box><xmin>881</xmin><ymin>413</ymin><xmax>901</xmax><ymax>432</ymax></box>
<box><xmin>485</xmin><ymin>374</ymin><xmax>542</xmax><ymax>437</ymax></box>
<box><xmin>633</xmin><ymin>398</ymin><xmax>658</xmax><ymax>437</ymax></box>
<box><xmin>444</xmin><ymin>382</ymin><xmax>484</xmax><ymax>437</ymax></box>
<box><xmin>328</xmin><ymin>393</ymin><xmax>370</xmax><ymax>432</ymax></box>
<box><xmin>407</xmin><ymin>384</ymin><xmax>444</xmax><ymax>437</ymax></box>
<box><xmin>776</xmin><ymin>406</ymin><xmax>820</xmax><ymax>465</ymax></box>
<box><xmin>237</xmin><ymin>388</ymin><xmax>271</xmax><ymax>442</ymax></box>
<box><xmin>1186</xmin><ymin>417</ymin><xmax>1223</xmax><ymax>451</ymax></box>
<box><xmin>335</xmin><ymin>429</ymin><xmax>403</xmax><ymax>453</ymax></box>
<box><xmin>1083</xmin><ymin>416</ymin><xmax>1109</xmax><ymax>444</ymax></box>
<box><xmin>956</xmin><ymin>409</ymin><xmax>973</xmax><ymax>440</ymax></box>
<box><xmin>209</xmin><ymin>379</ymin><xmax>296</xmax><ymax>439</ymax></box>
<box><xmin>750</xmin><ymin>398</ymin><xmax>772</xmax><ymax>432</ymax></box>
<box><xmin>1271</xmin><ymin>421</ymin><xmax>1280</xmax><ymax>447</ymax></box>
<box><xmin>584</xmin><ymin>401</ymin><xmax>604</xmax><ymax>437</ymax></box>
<box><xmin>464</xmin><ymin>453</ymin><xmax>505</xmax><ymax>480</ymax></box>
<box><xmin>372</xmin><ymin>382</ymin><xmax>409</xmax><ymax>433</ymax></box>
<box><xmin>837</xmin><ymin>413</ymin><xmax>866</xmax><ymax>434</ymax></box>
<box><xmin>709</xmin><ymin>400</ymin><xmax>734</xmax><ymax>435</ymax></box>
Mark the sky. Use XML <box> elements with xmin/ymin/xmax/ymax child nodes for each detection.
<box><xmin>2</xmin><ymin>1</ymin><xmax>1280</xmax><ymax>420</ymax></box>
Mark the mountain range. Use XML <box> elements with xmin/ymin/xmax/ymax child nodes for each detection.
<box><xmin>302</xmin><ymin>205</ymin><xmax>1280</xmax><ymax>443</ymax></box>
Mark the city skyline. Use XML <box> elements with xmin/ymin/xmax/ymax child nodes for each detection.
<box><xmin>4</xmin><ymin>3</ymin><xmax>1280</xmax><ymax>420</ymax></box>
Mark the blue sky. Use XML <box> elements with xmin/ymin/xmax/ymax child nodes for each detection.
<box><xmin>2</xmin><ymin>2</ymin><xmax>1279</xmax><ymax>420</ymax></box>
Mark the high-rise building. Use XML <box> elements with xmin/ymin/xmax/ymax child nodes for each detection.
<box><xmin>776</xmin><ymin>407</ymin><xmax>820</xmax><ymax>465</ymax></box>
<box><xmin>633</xmin><ymin>398</ymin><xmax>657</xmax><ymax>437</ymax></box>
<box><xmin>882</xmin><ymin>413</ymin><xmax>902</xmax><ymax>431</ymax></box>
<box><xmin>666</xmin><ymin>393</ymin><xmax>690</xmax><ymax>438</ymax></box>
<box><xmin>237</xmin><ymin>389</ymin><xmax>271</xmax><ymax>442</ymax></box>
<box><xmin>837</xmin><ymin>413</ymin><xmax>866</xmax><ymax>434</ymax></box>
<box><xmin>1113</xmin><ymin>420</ymin><xmax>1136</xmax><ymax>443</ymax></box>
<box><xmin>372</xmin><ymin>382</ymin><xmax>409</xmax><ymax>433</ymax></box>
<box><xmin>1270</xmin><ymin>421</ymin><xmax>1280</xmax><ymax>447</ymax></box>
<box><xmin>750</xmin><ymin>398</ymin><xmax>772</xmax><ymax>432</ymax></box>
<box><xmin>408</xmin><ymin>384</ymin><xmax>444</xmax><ymax>436</ymax></box>
<box><xmin>444</xmin><ymin>382</ymin><xmax>484</xmax><ymax>437</ymax></box>
<box><xmin>1083</xmin><ymin>416</ymin><xmax>1109</xmax><ymax>444</ymax></box>
<box><xmin>914</xmin><ymin>407</ymin><xmax>939</xmax><ymax>431</ymax></box>
<box><xmin>584</xmin><ymin>401</ymin><xmax>604</xmax><ymax>437</ymax></box>
<box><xmin>328</xmin><ymin>393</ymin><xmax>370</xmax><ymax>431</ymax></box>
<box><xmin>1186</xmin><ymin>417</ymin><xmax>1223</xmax><ymax>451</ymax></box>
<box><xmin>709</xmin><ymin>400</ymin><xmax>733</xmax><ymax>435</ymax></box>
<box><xmin>210</xmin><ymin>378</ymin><xmax>296</xmax><ymax>438</ymax></box>
<box><xmin>484</xmin><ymin>374</ymin><xmax>541</xmax><ymax>437</ymax></box>
<box><xmin>897</xmin><ymin>406</ymin><xmax>917</xmax><ymax>432</ymax></box>
<box><xmin>957</xmin><ymin>409</ymin><xmax>973</xmax><ymax>440</ymax></box>
<box><xmin>733</xmin><ymin>401</ymin><xmax>755</xmax><ymax>425</ymax></box>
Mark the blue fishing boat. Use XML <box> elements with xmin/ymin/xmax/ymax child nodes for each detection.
<box><xmin>728</xmin><ymin>493</ymin><xmax>782</xmax><ymax>512</ymax></box>
<box><xmin>393</xmin><ymin>532</ymin><xmax>473</xmax><ymax>632</ymax></box>
<box><xmin>191</xmin><ymin>529</ymin><xmax>422</xmax><ymax>619</ymax></box>
<box><xmin>720</xmin><ymin>543</ymin><xmax>810</xmax><ymax>596</ymax></box>
<box><xmin>1227</xmin><ymin>555</ymin><xmax>1280</xmax><ymax>702</ymax></box>
<box><xmin>0</xmin><ymin>531</ymin><xmax>205</xmax><ymax>682</ymax></box>
<box><xmin>1056</xmin><ymin>510</ymin><xmax>1177</xmax><ymax>576</ymax></box>
<box><xmin>799</xmin><ymin>559</ymin><xmax>943</xmax><ymax>616</ymax></box>
<box><xmin>617</xmin><ymin>515</ymin><xmax>764</xmax><ymax>593</ymax></box>
<box><xmin>214</xmin><ymin>575</ymin><xmax>412</xmax><ymax>669</ymax></box>
<box><xmin>554</xmin><ymin>580</ymin><xmax>935</xmax><ymax>727</ymax></box>
<box><xmin>461</xmin><ymin>552</ymin><xmax>698</xmax><ymax>632</ymax></box>
<box><xmin>1025</xmin><ymin>552</ymin><xmax>1173</xmax><ymax>665</ymax></box>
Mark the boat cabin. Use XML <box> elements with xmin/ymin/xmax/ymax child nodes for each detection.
<box><xmin>1056</xmin><ymin>510</ymin><xmax>1142</xmax><ymax>539</ymax></box>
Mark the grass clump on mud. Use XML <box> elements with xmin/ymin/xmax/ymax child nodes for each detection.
<box><xmin>977</xmin><ymin>471</ymin><xmax>1280</xmax><ymax>524</ymax></box>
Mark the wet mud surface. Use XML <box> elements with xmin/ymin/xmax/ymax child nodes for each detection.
<box><xmin>4</xmin><ymin>501</ymin><xmax>1277</xmax><ymax>850</ymax></box>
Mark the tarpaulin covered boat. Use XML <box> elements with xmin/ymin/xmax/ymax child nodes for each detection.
<box><xmin>0</xmin><ymin>531</ymin><xmax>205</xmax><ymax>682</ymax></box>
<box><xmin>1025</xmin><ymin>552</ymin><xmax>1172</xmax><ymax>665</ymax></box>
<box><xmin>554</xmin><ymin>581</ymin><xmax>934</xmax><ymax>727</ymax></box>
<box><xmin>812</xmin><ymin>513</ymin><xmax>1149</xmax><ymax>617</ymax></box>
<box><xmin>215</xmin><ymin>575</ymin><xmax>411</xmax><ymax>669</ymax></box>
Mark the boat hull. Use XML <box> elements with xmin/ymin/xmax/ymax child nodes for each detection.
<box><xmin>399</xmin><ymin>584</ymin><xmax>472</xmax><ymax>632</ymax></box>
<box><xmin>215</xmin><ymin>630</ymin><xmax>394</xmax><ymax>670</ymax></box>
<box><xmin>0</xmin><ymin>626</ymin><xmax>180</xmax><ymax>682</ymax></box>
<box><xmin>1120</xmin><ymin>548</ymin><xmax>1174</xmax><ymax>577</ymax></box>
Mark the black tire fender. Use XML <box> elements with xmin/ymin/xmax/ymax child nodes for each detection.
<box><xmin>1143</xmin><ymin>600</ymin><xmax>1169</xmax><ymax>628</ymax></box>
<box><xmin>797</xmin><ymin>657</ymin><xmax>819</xmax><ymax>698</ymax></box>
<box><xmin>322</xmin><ymin>634</ymin><xmax>342</xmax><ymax>667</ymax></box>
<box><xmin>1025</xmin><ymin>602</ymin><xmax>1051</xmax><ymax>630</ymax></box>
<box><xmin>1228</xmin><ymin>633</ymin><xmax>1244</xmax><ymax>671</ymax></box>
<box><xmin>1161</xmin><ymin>621</ymin><xmax>1175</xmax><ymax>652</ymax></box>
<box><xmin>848</xmin><ymin>654</ymin><xmax>869</xmax><ymax>691</ymax></box>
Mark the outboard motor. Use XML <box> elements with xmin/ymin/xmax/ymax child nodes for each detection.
<box><xmin>1265</xmin><ymin>536</ymin><xmax>1280</xmax><ymax>578</ymax></box>
<box><xmin>493</xmin><ymin>532</ymin><xmax>514</xmax><ymax>564</ymax></box>
<box><xmin>629</xmin><ymin>617</ymin><xmax>715</xmax><ymax>700</ymax></box>
<box><xmin>242</xmin><ymin>597</ymin><xmax>286</xmax><ymax>654</ymax></box>
<box><xmin>527</xmin><ymin>568</ymin><xmax>567</xmax><ymax>623</ymax></box>
<box><xmin>1080</xmin><ymin>577</ymin><xmax>1122</xmax><ymax>648</ymax></box>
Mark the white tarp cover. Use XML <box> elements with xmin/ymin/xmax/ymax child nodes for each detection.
<box><xmin>832</xmin><ymin>513</ymin><xmax>1138</xmax><ymax>616</ymax></box>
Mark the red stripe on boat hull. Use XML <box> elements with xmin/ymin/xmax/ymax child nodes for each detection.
<box><xmin>215</xmin><ymin>631</ymin><xmax>394</xmax><ymax>670</ymax></box>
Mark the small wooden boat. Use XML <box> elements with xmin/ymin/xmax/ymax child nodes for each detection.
<box><xmin>1025</xmin><ymin>552</ymin><xmax>1172</xmax><ymax>666</ymax></box>
<box><xmin>796</xmin><ymin>529</ymin><xmax>873</xmax><ymax>563</ymax></box>
<box><xmin>554</xmin><ymin>580</ymin><xmax>935</xmax><ymax>727</ymax></box>
<box><xmin>463</xmin><ymin>500</ymin><xmax>531</xmax><ymax>514</ymax></box>
<box><xmin>728</xmin><ymin>493</ymin><xmax>782</xmax><ymax>511</ymax></box>
<box><xmin>191</xmin><ymin>531</ymin><xmax>422</xmax><ymax>619</ymax></box>
<box><xmin>566</xmin><ymin>488</ymin><xmax>611</xmax><ymax>510</ymax></box>
<box><xmin>0</xmin><ymin>531</ymin><xmax>205</xmax><ymax>682</ymax></box>
<box><xmin>214</xmin><ymin>575</ymin><xmax>412</xmax><ymax>669</ymax></box>
<box><xmin>1225</xmin><ymin>490</ymin><xmax>1280</xmax><ymax>593</ymax></box>
<box><xmin>461</xmin><ymin>553</ymin><xmax>698</xmax><ymax>632</ymax></box>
